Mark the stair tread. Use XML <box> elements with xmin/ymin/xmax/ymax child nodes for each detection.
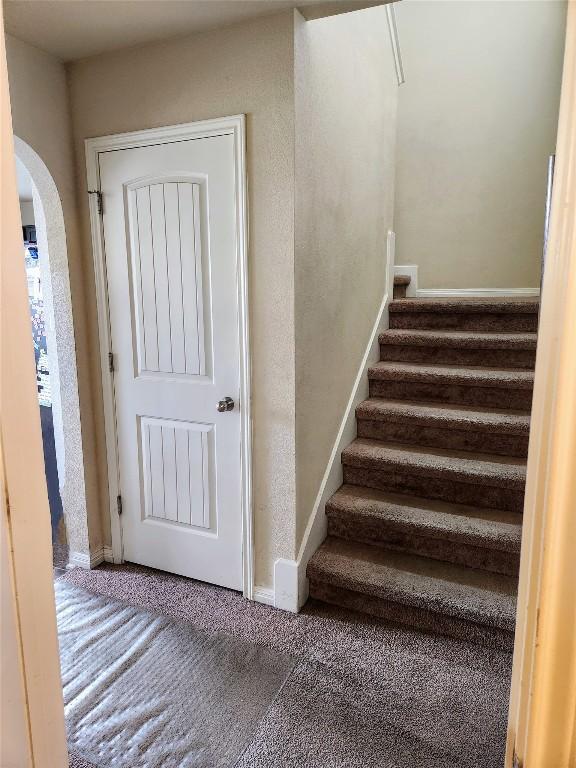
<box><xmin>327</xmin><ymin>484</ymin><xmax>522</xmax><ymax>552</ymax></box>
<box><xmin>308</xmin><ymin>537</ymin><xmax>517</xmax><ymax>631</ymax></box>
<box><xmin>342</xmin><ymin>438</ymin><xmax>526</xmax><ymax>487</ymax></box>
<box><xmin>369</xmin><ymin>361</ymin><xmax>534</xmax><ymax>388</ymax></box>
<box><xmin>379</xmin><ymin>329</ymin><xmax>537</xmax><ymax>349</ymax></box>
<box><xmin>356</xmin><ymin>398</ymin><xmax>531</xmax><ymax>433</ymax></box>
<box><xmin>389</xmin><ymin>297</ymin><xmax>539</xmax><ymax>314</ymax></box>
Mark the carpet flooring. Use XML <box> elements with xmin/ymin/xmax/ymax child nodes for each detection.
<box><xmin>61</xmin><ymin>564</ymin><xmax>512</xmax><ymax>768</ymax></box>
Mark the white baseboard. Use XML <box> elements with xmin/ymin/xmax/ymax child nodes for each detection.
<box><xmin>270</xmin><ymin>233</ymin><xmax>395</xmax><ymax>614</ymax></box>
<box><xmin>274</xmin><ymin>558</ymin><xmax>301</xmax><ymax>613</ymax></box>
<box><xmin>416</xmin><ymin>287</ymin><xmax>540</xmax><ymax>298</ymax></box>
<box><xmin>252</xmin><ymin>586</ymin><xmax>275</xmax><ymax>607</ymax></box>
<box><xmin>103</xmin><ymin>545</ymin><xmax>114</xmax><ymax>563</ymax></box>
<box><xmin>68</xmin><ymin>545</ymin><xmax>114</xmax><ymax>570</ymax></box>
<box><xmin>393</xmin><ymin>265</ymin><xmax>538</xmax><ymax>299</ymax></box>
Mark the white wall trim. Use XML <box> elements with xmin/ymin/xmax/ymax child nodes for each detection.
<box><xmin>415</xmin><ymin>287</ymin><xmax>540</xmax><ymax>298</ymax></box>
<box><xmin>270</xmin><ymin>232</ymin><xmax>395</xmax><ymax>613</ymax></box>
<box><xmin>393</xmin><ymin>265</ymin><xmax>540</xmax><ymax>298</ymax></box>
<box><xmin>394</xmin><ymin>264</ymin><xmax>540</xmax><ymax>299</ymax></box>
<box><xmin>252</xmin><ymin>586</ymin><xmax>275</xmax><ymax>607</ymax></box>
<box><xmin>386</xmin><ymin>4</ymin><xmax>405</xmax><ymax>86</ymax></box>
<box><xmin>68</xmin><ymin>545</ymin><xmax>115</xmax><ymax>570</ymax></box>
<box><xmin>84</xmin><ymin>115</ymin><xmax>254</xmax><ymax>596</ymax></box>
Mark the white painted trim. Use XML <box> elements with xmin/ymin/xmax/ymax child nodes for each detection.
<box><xmin>274</xmin><ymin>558</ymin><xmax>300</xmax><ymax>613</ymax></box>
<box><xmin>252</xmin><ymin>587</ymin><xmax>275</xmax><ymax>607</ymax></box>
<box><xmin>386</xmin><ymin>4</ymin><xmax>405</xmax><ymax>86</ymax></box>
<box><xmin>67</xmin><ymin>551</ymin><xmax>91</xmax><ymax>569</ymax></box>
<box><xmin>271</xmin><ymin>232</ymin><xmax>395</xmax><ymax>613</ymax></box>
<box><xmin>393</xmin><ymin>266</ymin><xmax>540</xmax><ymax>299</ymax></box>
<box><xmin>394</xmin><ymin>264</ymin><xmax>418</xmax><ymax>297</ymax></box>
<box><xmin>85</xmin><ymin>137</ymin><xmax>122</xmax><ymax>566</ymax></box>
<box><xmin>84</xmin><ymin>115</ymin><xmax>253</xmax><ymax>595</ymax></box>
<box><xmin>416</xmin><ymin>287</ymin><xmax>540</xmax><ymax>298</ymax></box>
<box><xmin>68</xmin><ymin>545</ymin><xmax>115</xmax><ymax>570</ymax></box>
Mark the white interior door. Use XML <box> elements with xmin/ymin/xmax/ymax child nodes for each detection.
<box><xmin>98</xmin><ymin>131</ymin><xmax>244</xmax><ymax>590</ymax></box>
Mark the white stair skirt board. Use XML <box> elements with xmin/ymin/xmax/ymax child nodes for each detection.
<box><xmin>68</xmin><ymin>546</ymin><xmax>115</xmax><ymax>570</ymax></box>
<box><xmin>271</xmin><ymin>232</ymin><xmax>396</xmax><ymax>613</ymax></box>
<box><xmin>393</xmin><ymin>265</ymin><xmax>539</xmax><ymax>298</ymax></box>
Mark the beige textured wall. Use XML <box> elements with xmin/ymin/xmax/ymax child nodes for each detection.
<box><xmin>67</xmin><ymin>11</ymin><xmax>297</xmax><ymax>587</ymax></box>
<box><xmin>394</xmin><ymin>1</ymin><xmax>566</xmax><ymax>289</ymax></box>
<box><xmin>294</xmin><ymin>7</ymin><xmax>398</xmax><ymax>548</ymax></box>
<box><xmin>5</xmin><ymin>34</ymin><xmax>102</xmax><ymax>555</ymax></box>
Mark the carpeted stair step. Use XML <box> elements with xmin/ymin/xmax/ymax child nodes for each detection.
<box><xmin>356</xmin><ymin>398</ymin><xmax>530</xmax><ymax>457</ymax></box>
<box><xmin>393</xmin><ymin>275</ymin><xmax>411</xmax><ymax>299</ymax></box>
<box><xmin>307</xmin><ymin>537</ymin><xmax>517</xmax><ymax>650</ymax></box>
<box><xmin>342</xmin><ymin>439</ymin><xmax>526</xmax><ymax>512</ymax></box>
<box><xmin>369</xmin><ymin>361</ymin><xmax>534</xmax><ymax>410</ymax></box>
<box><xmin>389</xmin><ymin>297</ymin><xmax>539</xmax><ymax>332</ymax></box>
<box><xmin>326</xmin><ymin>485</ymin><xmax>522</xmax><ymax>576</ymax></box>
<box><xmin>379</xmin><ymin>329</ymin><xmax>536</xmax><ymax>369</ymax></box>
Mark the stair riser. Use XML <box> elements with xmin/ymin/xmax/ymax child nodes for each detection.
<box><xmin>393</xmin><ymin>285</ymin><xmax>408</xmax><ymax>299</ymax></box>
<box><xmin>389</xmin><ymin>312</ymin><xmax>538</xmax><ymax>332</ymax></box>
<box><xmin>357</xmin><ymin>419</ymin><xmax>529</xmax><ymax>458</ymax></box>
<box><xmin>379</xmin><ymin>344</ymin><xmax>535</xmax><ymax>369</ymax></box>
<box><xmin>343</xmin><ymin>465</ymin><xmax>524</xmax><ymax>513</ymax></box>
<box><xmin>308</xmin><ymin>580</ymin><xmax>514</xmax><ymax>651</ymax></box>
<box><xmin>327</xmin><ymin>514</ymin><xmax>519</xmax><ymax>576</ymax></box>
<box><xmin>369</xmin><ymin>379</ymin><xmax>533</xmax><ymax>411</ymax></box>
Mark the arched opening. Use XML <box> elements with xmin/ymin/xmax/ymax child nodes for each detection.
<box><xmin>14</xmin><ymin>136</ymin><xmax>89</xmax><ymax>568</ymax></box>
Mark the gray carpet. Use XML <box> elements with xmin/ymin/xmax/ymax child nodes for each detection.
<box><xmin>61</xmin><ymin>564</ymin><xmax>512</xmax><ymax>767</ymax></box>
<box><xmin>56</xmin><ymin>580</ymin><xmax>294</xmax><ymax>768</ymax></box>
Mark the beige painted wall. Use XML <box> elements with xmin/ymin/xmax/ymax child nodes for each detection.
<box><xmin>294</xmin><ymin>7</ymin><xmax>398</xmax><ymax>548</ymax></box>
<box><xmin>394</xmin><ymin>0</ymin><xmax>566</xmax><ymax>289</ymax></box>
<box><xmin>67</xmin><ymin>11</ymin><xmax>298</xmax><ymax>587</ymax></box>
<box><xmin>5</xmin><ymin>34</ymin><xmax>102</xmax><ymax>556</ymax></box>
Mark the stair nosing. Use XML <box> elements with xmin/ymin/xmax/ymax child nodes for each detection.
<box><xmin>342</xmin><ymin>439</ymin><xmax>526</xmax><ymax>489</ymax></box>
<box><xmin>326</xmin><ymin>485</ymin><xmax>522</xmax><ymax>553</ymax></box>
<box><xmin>356</xmin><ymin>398</ymin><xmax>531</xmax><ymax>434</ymax></box>
<box><xmin>388</xmin><ymin>298</ymin><xmax>539</xmax><ymax>315</ymax></box>
<box><xmin>368</xmin><ymin>361</ymin><xmax>534</xmax><ymax>389</ymax></box>
<box><xmin>308</xmin><ymin>538</ymin><xmax>517</xmax><ymax>632</ymax></box>
<box><xmin>379</xmin><ymin>329</ymin><xmax>537</xmax><ymax>350</ymax></box>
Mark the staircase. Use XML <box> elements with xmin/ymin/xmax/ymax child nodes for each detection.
<box><xmin>307</xmin><ymin>290</ymin><xmax>539</xmax><ymax>651</ymax></box>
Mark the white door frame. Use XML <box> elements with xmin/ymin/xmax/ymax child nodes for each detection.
<box><xmin>85</xmin><ymin>115</ymin><xmax>254</xmax><ymax>599</ymax></box>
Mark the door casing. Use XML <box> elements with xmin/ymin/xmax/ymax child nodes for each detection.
<box><xmin>85</xmin><ymin>115</ymin><xmax>254</xmax><ymax>598</ymax></box>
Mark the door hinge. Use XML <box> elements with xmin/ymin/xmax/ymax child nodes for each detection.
<box><xmin>116</xmin><ymin>494</ymin><xmax>123</xmax><ymax>516</ymax></box>
<box><xmin>88</xmin><ymin>189</ymin><xmax>103</xmax><ymax>215</ymax></box>
<box><xmin>108</xmin><ymin>352</ymin><xmax>114</xmax><ymax>373</ymax></box>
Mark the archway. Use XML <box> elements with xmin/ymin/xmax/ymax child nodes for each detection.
<box><xmin>14</xmin><ymin>136</ymin><xmax>89</xmax><ymax>565</ymax></box>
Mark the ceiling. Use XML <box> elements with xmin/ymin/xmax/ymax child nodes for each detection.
<box><xmin>3</xmin><ymin>0</ymin><xmax>379</xmax><ymax>62</ymax></box>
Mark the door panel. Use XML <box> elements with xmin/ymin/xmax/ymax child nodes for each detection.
<box><xmin>141</xmin><ymin>417</ymin><xmax>212</xmax><ymax>529</ymax></box>
<box><xmin>128</xmin><ymin>180</ymin><xmax>207</xmax><ymax>378</ymax></box>
<box><xmin>98</xmin><ymin>133</ymin><xmax>242</xmax><ymax>590</ymax></box>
